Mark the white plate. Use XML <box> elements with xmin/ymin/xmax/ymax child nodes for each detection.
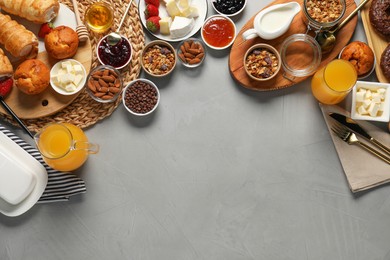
<box><xmin>139</xmin><ymin>0</ymin><xmax>208</xmax><ymax>42</ymax></box>
<box><xmin>0</xmin><ymin>132</ymin><xmax>48</xmax><ymax>217</ymax></box>
<box><xmin>1</xmin><ymin>3</ymin><xmax>77</xmax><ymax>62</ymax></box>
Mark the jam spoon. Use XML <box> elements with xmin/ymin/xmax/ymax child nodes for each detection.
<box><xmin>107</xmin><ymin>0</ymin><xmax>133</xmax><ymax>46</ymax></box>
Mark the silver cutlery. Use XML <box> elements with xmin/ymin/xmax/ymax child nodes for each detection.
<box><xmin>331</xmin><ymin>124</ymin><xmax>390</xmax><ymax>165</ymax></box>
<box><xmin>329</xmin><ymin>112</ymin><xmax>390</xmax><ymax>156</ymax></box>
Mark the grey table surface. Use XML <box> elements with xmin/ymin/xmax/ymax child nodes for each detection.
<box><xmin>1</xmin><ymin>1</ymin><xmax>390</xmax><ymax>259</ymax></box>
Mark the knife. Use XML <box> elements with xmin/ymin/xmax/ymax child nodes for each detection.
<box><xmin>329</xmin><ymin>112</ymin><xmax>390</xmax><ymax>156</ymax></box>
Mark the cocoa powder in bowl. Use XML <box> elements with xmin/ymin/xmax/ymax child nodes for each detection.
<box><xmin>122</xmin><ymin>79</ymin><xmax>160</xmax><ymax>116</ymax></box>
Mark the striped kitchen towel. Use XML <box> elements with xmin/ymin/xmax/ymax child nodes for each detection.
<box><xmin>0</xmin><ymin>123</ymin><xmax>86</xmax><ymax>203</ymax></box>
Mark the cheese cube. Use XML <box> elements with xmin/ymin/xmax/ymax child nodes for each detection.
<box><xmin>357</xmin><ymin>105</ymin><xmax>368</xmax><ymax>115</ymax></box>
<box><xmin>372</xmin><ymin>92</ymin><xmax>382</xmax><ymax>103</ymax></box>
<box><xmin>189</xmin><ymin>6</ymin><xmax>199</xmax><ymax>18</ymax></box>
<box><xmin>363</xmin><ymin>98</ymin><xmax>371</xmax><ymax>109</ymax></box>
<box><xmin>179</xmin><ymin>0</ymin><xmax>189</xmax><ymax>8</ymax></box>
<box><xmin>73</xmin><ymin>74</ymin><xmax>84</xmax><ymax>86</ymax></box>
<box><xmin>159</xmin><ymin>17</ymin><xmax>172</xmax><ymax>35</ymax></box>
<box><xmin>180</xmin><ymin>7</ymin><xmax>192</xmax><ymax>17</ymax></box>
<box><xmin>170</xmin><ymin>16</ymin><xmax>194</xmax><ymax>38</ymax></box>
<box><xmin>365</xmin><ymin>89</ymin><xmax>372</xmax><ymax>99</ymax></box>
<box><xmin>61</xmin><ymin>60</ymin><xmax>72</xmax><ymax>69</ymax></box>
<box><xmin>73</xmin><ymin>64</ymin><xmax>83</xmax><ymax>75</ymax></box>
<box><xmin>166</xmin><ymin>0</ymin><xmax>181</xmax><ymax>17</ymax></box>
<box><xmin>368</xmin><ymin>102</ymin><xmax>380</xmax><ymax>117</ymax></box>
<box><xmin>355</xmin><ymin>91</ymin><xmax>365</xmax><ymax>102</ymax></box>
<box><xmin>64</xmin><ymin>83</ymin><xmax>77</xmax><ymax>92</ymax></box>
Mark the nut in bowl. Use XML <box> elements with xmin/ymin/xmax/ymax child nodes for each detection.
<box><xmin>86</xmin><ymin>65</ymin><xmax>123</xmax><ymax>103</ymax></box>
<box><xmin>177</xmin><ymin>38</ymin><xmax>206</xmax><ymax>68</ymax></box>
<box><xmin>50</xmin><ymin>59</ymin><xmax>87</xmax><ymax>96</ymax></box>
<box><xmin>141</xmin><ymin>40</ymin><xmax>177</xmax><ymax>77</ymax></box>
<box><xmin>244</xmin><ymin>43</ymin><xmax>281</xmax><ymax>81</ymax></box>
<box><xmin>201</xmin><ymin>15</ymin><xmax>236</xmax><ymax>50</ymax></box>
<box><xmin>351</xmin><ymin>81</ymin><xmax>390</xmax><ymax>122</ymax></box>
<box><xmin>122</xmin><ymin>79</ymin><xmax>160</xmax><ymax>116</ymax></box>
<box><xmin>97</xmin><ymin>35</ymin><xmax>132</xmax><ymax>70</ymax></box>
<box><xmin>212</xmin><ymin>0</ymin><xmax>247</xmax><ymax>17</ymax></box>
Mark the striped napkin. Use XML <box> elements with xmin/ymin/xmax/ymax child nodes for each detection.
<box><xmin>0</xmin><ymin>123</ymin><xmax>86</xmax><ymax>203</ymax></box>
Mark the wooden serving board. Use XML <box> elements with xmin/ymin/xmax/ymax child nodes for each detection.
<box><xmin>0</xmin><ymin>3</ymin><xmax>92</xmax><ymax>119</ymax></box>
<box><xmin>361</xmin><ymin>1</ymin><xmax>389</xmax><ymax>83</ymax></box>
<box><xmin>229</xmin><ymin>0</ymin><xmax>358</xmax><ymax>91</ymax></box>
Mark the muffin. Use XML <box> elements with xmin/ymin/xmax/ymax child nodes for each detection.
<box><xmin>44</xmin><ymin>25</ymin><xmax>79</xmax><ymax>59</ymax></box>
<box><xmin>340</xmin><ymin>41</ymin><xmax>375</xmax><ymax>76</ymax></box>
<box><xmin>14</xmin><ymin>59</ymin><xmax>50</xmax><ymax>95</ymax></box>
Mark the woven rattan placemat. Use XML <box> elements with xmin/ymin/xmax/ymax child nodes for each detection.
<box><xmin>1</xmin><ymin>0</ymin><xmax>145</xmax><ymax>132</ymax></box>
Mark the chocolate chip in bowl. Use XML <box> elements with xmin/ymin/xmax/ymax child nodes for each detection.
<box><xmin>86</xmin><ymin>65</ymin><xmax>123</xmax><ymax>103</ymax></box>
<box><xmin>141</xmin><ymin>40</ymin><xmax>177</xmax><ymax>77</ymax></box>
<box><xmin>122</xmin><ymin>78</ymin><xmax>160</xmax><ymax>116</ymax></box>
<box><xmin>177</xmin><ymin>38</ymin><xmax>206</xmax><ymax>68</ymax></box>
<box><xmin>97</xmin><ymin>35</ymin><xmax>132</xmax><ymax>70</ymax></box>
<box><xmin>243</xmin><ymin>43</ymin><xmax>281</xmax><ymax>81</ymax></box>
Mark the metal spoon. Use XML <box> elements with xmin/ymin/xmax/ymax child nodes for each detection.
<box><xmin>315</xmin><ymin>0</ymin><xmax>370</xmax><ymax>53</ymax></box>
<box><xmin>107</xmin><ymin>0</ymin><xmax>133</xmax><ymax>46</ymax></box>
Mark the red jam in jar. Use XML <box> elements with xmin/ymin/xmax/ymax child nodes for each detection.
<box><xmin>202</xmin><ymin>16</ymin><xmax>235</xmax><ymax>48</ymax></box>
<box><xmin>98</xmin><ymin>36</ymin><xmax>132</xmax><ymax>68</ymax></box>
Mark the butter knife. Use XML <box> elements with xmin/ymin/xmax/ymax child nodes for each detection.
<box><xmin>329</xmin><ymin>112</ymin><xmax>390</xmax><ymax>156</ymax></box>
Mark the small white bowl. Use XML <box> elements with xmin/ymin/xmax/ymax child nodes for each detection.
<box><xmin>122</xmin><ymin>78</ymin><xmax>160</xmax><ymax>116</ymax></box>
<box><xmin>211</xmin><ymin>0</ymin><xmax>246</xmax><ymax>17</ymax></box>
<box><xmin>201</xmin><ymin>15</ymin><xmax>236</xmax><ymax>50</ymax></box>
<box><xmin>50</xmin><ymin>59</ymin><xmax>86</xmax><ymax>96</ymax></box>
<box><xmin>141</xmin><ymin>40</ymin><xmax>177</xmax><ymax>77</ymax></box>
<box><xmin>96</xmin><ymin>34</ymin><xmax>132</xmax><ymax>70</ymax></box>
<box><xmin>351</xmin><ymin>81</ymin><xmax>390</xmax><ymax>122</ymax></box>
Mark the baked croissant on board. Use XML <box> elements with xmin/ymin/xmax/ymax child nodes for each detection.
<box><xmin>0</xmin><ymin>13</ymin><xmax>38</xmax><ymax>59</ymax></box>
<box><xmin>0</xmin><ymin>0</ymin><xmax>60</xmax><ymax>23</ymax></box>
<box><xmin>0</xmin><ymin>48</ymin><xmax>13</xmax><ymax>77</ymax></box>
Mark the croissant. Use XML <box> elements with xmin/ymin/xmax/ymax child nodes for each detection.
<box><xmin>0</xmin><ymin>13</ymin><xmax>38</xmax><ymax>59</ymax></box>
<box><xmin>0</xmin><ymin>48</ymin><xmax>13</xmax><ymax>77</ymax></box>
<box><xmin>0</xmin><ymin>0</ymin><xmax>60</xmax><ymax>24</ymax></box>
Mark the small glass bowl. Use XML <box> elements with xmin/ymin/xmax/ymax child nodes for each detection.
<box><xmin>86</xmin><ymin>65</ymin><xmax>123</xmax><ymax>103</ymax></box>
<box><xmin>243</xmin><ymin>43</ymin><xmax>281</xmax><ymax>81</ymax></box>
<box><xmin>302</xmin><ymin>0</ymin><xmax>346</xmax><ymax>31</ymax></box>
<box><xmin>211</xmin><ymin>0</ymin><xmax>247</xmax><ymax>17</ymax></box>
<box><xmin>85</xmin><ymin>2</ymin><xmax>114</xmax><ymax>34</ymax></box>
<box><xmin>280</xmin><ymin>33</ymin><xmax>322</xmax><ymax>80</ymax></box>
<box><xmin>177</xmin><ymin>38</ymin><xmax>206</xmax><ymax>68</ymax></box>
<box><xmin>122</xmin><ymin>78</ymin><xmax>160</xmax><ymax>116</ymax></box>
<box><xmin>201</xmin><ymin>15</ymin><xmax>236</xmax><ymax>50</ymax></box>
<box><xmin>96</xmin><ymin>35</ymin><xmax>132</xmax><ymax>70</ymax></box>
<box><xmin>141</xmin><ymin>40</ymin><xmax>177</xmax><ymax>77</ymax></box>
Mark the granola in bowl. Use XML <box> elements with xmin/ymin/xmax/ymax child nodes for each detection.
<box><xmin>141</xmin><ymin>40</ymin><xmax>177</xmax><ymax>77</ymax></box>
<box><xmin>244</xmin><ymin>44</ymin><xmax>281</xmax><ymax>81</ymax></box>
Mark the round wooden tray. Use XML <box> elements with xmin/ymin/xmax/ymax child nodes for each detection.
<box><xmin>229</xmin><ymin>0</ymin><xmax>358</xmax><ymax>91</ymax></box>
<box><xmin>0</xmin><ymin>0</ymin><xmax>145</xmax><ymax>132</ymax></box>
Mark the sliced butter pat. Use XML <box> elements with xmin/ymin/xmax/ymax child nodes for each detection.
<box><xmin>166</xmin><ymin>0</ymin><xmax>181</xmax><ymax>17</ymax></box>
<box><xmin>170</xmin><ymin>16</ymin><xmax>194</xmax><ymax>39</ymax></box>
<box><xmin>159</xmin><ymin>17</ymin><xmax>172</xmax><ymax>35</ymax></box>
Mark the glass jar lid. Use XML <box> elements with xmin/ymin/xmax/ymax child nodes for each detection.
<box><xmin>280</xmin><ymin>33</ymin><xmax>322</xmax><ymax>80</ymax></box>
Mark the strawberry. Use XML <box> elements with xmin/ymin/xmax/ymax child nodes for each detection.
<box><xmin>146</xmin><ymin>16</ymin><xmax>161</xmax><ymax>33</ymax></box>
<box><xmin>144</xmin><ymin>4</ymin><xmax>159</xmax><ymax>19</ymax></box>
<box><xmin>0</xmin><ymin>78</ymin><xmax>13</xmax><ymax>98</ymax></box>
<box><xmin>145</xmin><ymin>0</ymin><xmax>159</xmax><ymax>7</ymax></box>
<box><xmin>38</xmin><ymin>22</ymin><xmax>54</xmax><ymax>38</ymax></box>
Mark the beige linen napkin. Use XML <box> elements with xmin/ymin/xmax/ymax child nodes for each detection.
<box><xmin>320</xmin><ymin>104</ymin><xmax>390</xmax><ymax>193</ymax></box>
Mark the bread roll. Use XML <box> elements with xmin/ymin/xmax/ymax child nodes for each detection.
<box><xmin>0</xmin><ymin>0</ymin><xmax>59</xmax><ymax>24</ymax></box>
<box><xmin>0</xmin><ymin>48</ymin><xmax>13</xmax><ymax>78</ymax></box>
<box><xmin>0</xmin><ymin>13</ymin><xmax>38</xmax><ymax>59</ymax></box>
<box><xmin>14</xmin><ymin>59</ymin><xmax>50</xmax><ymax>95</ymax></box>
<box><xmin>45</xmin><ymin>26</ymin><xmax>79</xmax><ymax>59</ymax></box>
<box><xmin>340</xmin><ymin>41</ymin><xmax>375</xmax><ymax>76</ymax></box>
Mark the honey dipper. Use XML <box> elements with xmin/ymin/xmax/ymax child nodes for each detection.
<box><xmin>71</xmin><ymin>0</ymin><xmax>89</xmax><ymax>42</ymax></box>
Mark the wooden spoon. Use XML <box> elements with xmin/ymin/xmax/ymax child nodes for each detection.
<box><xmin>71</xmin><ymin>0</ymin><xmax>89</xmax><ymax>42</ymax></box>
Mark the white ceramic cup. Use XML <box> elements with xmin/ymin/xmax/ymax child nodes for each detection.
<box><xmin>242</xmin><ymin>2</ymin><xmax>301</xmax><ymax>40</ymax></box>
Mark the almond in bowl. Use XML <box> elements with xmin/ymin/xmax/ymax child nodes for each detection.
<box><xmin>177</xmin><ymin>38</ymin><xmax>206</xmax><ymax>68</ymax></box>
<box><xmin>244</xmin><ymin>43</ymin><xmax>281</xmax><ymax>81</ymax></box>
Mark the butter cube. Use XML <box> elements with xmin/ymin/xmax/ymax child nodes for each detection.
<box><xmin>61</xmin><ymin>60</ymin><xmax>72</xmax><ymax>69</ymax></box>
<box><xmin>372</xmin><ymin>92</ymin><xmax>382</xmax><ymax>103</ymax></box>
<box><xmin>355</xmin><ymin>91</ymin><xmax>365</xmax><ymax>102</ymax></box>
<box><xmin>357</xmin><ymin>104</ymin><xmax>368</xmax><ymax>115</ymax></box>
<box><xmin>73</xmin><ymin>64</ymin><xmax>83</xmax><ymax>75</ymax></box>
<box><xmin>363</xmin><ymin>99</ymin><xmax>371</xmax><ymax>109</ymax></box>
<box><xmin>64</xmin><ymin>83</ymin><xmax>77</xmax><ymax>92</ymax></box>
<box><xmin>368</xmin><ymin>102</ymin><xmax>380</xmax><ymax>117</ymax></box>
<box><xmin>73</xmin><ymin>74</ymin><xmax>84</xmax><ymax>86</ymax></box>
<box><xmin>159</xmin><ymin>17</ymin><xmax>172</xmax><ymax>35</ymax></box>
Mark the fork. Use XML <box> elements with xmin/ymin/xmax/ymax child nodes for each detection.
<box><xmin>331</xmin><ymin>124</ymin><xmax>390</xmax><ymax>165</ymax></box>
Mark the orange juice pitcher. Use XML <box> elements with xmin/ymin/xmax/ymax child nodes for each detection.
<box><xmin>34</xmin><ymin>123</ymin><xmax>99</xmax><ymax>172</ymax></box>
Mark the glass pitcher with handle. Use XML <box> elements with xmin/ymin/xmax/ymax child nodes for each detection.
<box><xmin>34</xmin><ymin>123</ymin><xmax>99</xmax><ymax>172</ymax></box>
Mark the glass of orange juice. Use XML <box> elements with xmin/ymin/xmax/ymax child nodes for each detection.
<box><xmin>34</xmin><ymin>123</ymin><xmax>99</xmax><ymax>172</ymax></box>
<box><xmin>311</xmin><ymin>59</ymin><xmax>357</xmax><ymax>105</ymax></box>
